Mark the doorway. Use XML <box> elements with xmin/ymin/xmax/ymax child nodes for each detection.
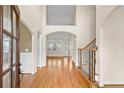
<box><xmin>46</xmin><ymin>31</ymin><xmax>76</xmax><ymax>65</ymax></box>
<box><xmin>19</xmin><ymin>22</ymin><xmax>32</xmax><ymax>74</ymax></box>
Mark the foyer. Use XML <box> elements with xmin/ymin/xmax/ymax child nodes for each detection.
<box><xmin>1</xmin><ymin>5</ymin><xmax>124</xmax><ymax>88</ymax></box>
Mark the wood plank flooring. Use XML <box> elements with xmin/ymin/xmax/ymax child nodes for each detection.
<box><xmin>20</xmin><ymin>57</ymin><xmax>92</xmax><ymax>88</ymax></box>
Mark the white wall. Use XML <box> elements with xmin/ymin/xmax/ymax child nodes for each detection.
<box><xmin>96</xmin><ymin>5</ymin><xmax>118</xmax><ymax>86</ymax></box>
<box><xmin>41</xmin><ymin>5</ymin><xmax>96</xmax><ymax>66</ymax></box>
<box><xmin>100</xmin><ymin>6</ymin><xmax>124</xmax><ymax>85</ymax></box>
<box><xmin>19</xmin><ymin>5</ymin><xmax>42</xmax><ymax>32</ymax></box>
<box><xmin>20</xmin><ymin>53</ymin><xmax>32</xmax><ymax>73</ymax></box>
<box><xmin>77</xmin><ymin>6</ymin><xmax>96</xmax><ymax>48</ymax></box>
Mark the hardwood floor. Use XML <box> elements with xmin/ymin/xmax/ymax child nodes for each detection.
<box><xmin>20</xmin><ymin>57</ymin><xmax>92</xmax><ymax>88</ymax></box>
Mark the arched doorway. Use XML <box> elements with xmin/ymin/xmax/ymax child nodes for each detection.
<box><xmin>19</xmin><ymin>21</ymin><xmax>33</xmax><ymax>74</ymax></box>
<box><xmin>20</xmin><ymin>19</ymin><xmax>42</xmax><ymax>74</ymax></box>
<box><xmin>46</xmin><ymin>31</ymin><xmax>76</xmax><ymax>65</ymax></box>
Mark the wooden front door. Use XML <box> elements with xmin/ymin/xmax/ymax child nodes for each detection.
<box><xmin>0</xmin><ymin>5</ymin><xmax>20</xmax><ymax>88</ymax></box>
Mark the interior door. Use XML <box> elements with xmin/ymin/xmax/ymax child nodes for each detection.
<box><xmin>0</xmin><ymin>5</ymin><xmax>20</xmax><ymax>88</ymax></box>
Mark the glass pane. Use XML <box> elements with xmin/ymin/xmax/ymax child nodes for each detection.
<box><xmin>3</xmin><ymin>34</ymin><xmax>11</xmax><ymax>72</ymax></box>
<box><xmin>3</xmin><ymin>6</ymin><xmax>12</xmax><ymax>33</ymax></box>
<box><xmin>13</xmin><ymin>39</ymin><xmax>16</xmax><ymax>64</ymax></box>
<box><xmin>13</xmin><ymin>11</ymin><xmax>16</xmax><ymax>37</ymax></box>
<box><xmin>3</xmin><ymin>71</ymin><xmax>11</xmax><ymax>88</ymax></box>
<box><xmin>12</xmin><ymin>66</ymin><xmax>16</xmax><ymax>88</ymax></box>
<box><xmin>47</xmin><ymin>5</ymin><xmax>76</xmax><ymax>25</ymax></box>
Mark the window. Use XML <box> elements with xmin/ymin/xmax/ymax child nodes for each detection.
<box><xmin>3</xmin><ymin>6</ymin><xmax>12</xmax><ymax>33</ymax></box>
<box><xmin>47</xmin><ymin>5</ymin><xmax>76</xmax><ymax>25</ymax></box>
<box><xmin>3</xmin><ymin>34</ymin><xmax>11</xmax><ymax>72</ymax></box>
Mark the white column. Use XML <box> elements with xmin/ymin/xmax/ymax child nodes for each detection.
<box><xmin>31</xmin><ymin>34</ymin><xmax>35</xmax><ymax>74</ymax></box>
<box><xmin>38</xmin><ymin>33</ymin><xmax>42</xmax><ymax>67</ymax></box>
<box><xmin>42</xmin><ymin>34</ymin><xmax>46</xmax><ymax>67</ymax></box>
<box><xmin>75</xmin><ymin>37</ymin><xmax>79</xmax><ymax>67</ymax></box>
<box><xmin>99</xmin><ymin>28</ymin><xmax>104</xmax><ymax>87</ymax></box>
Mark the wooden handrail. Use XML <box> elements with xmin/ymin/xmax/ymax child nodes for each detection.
<box><xmin>78</xmin><ymin>39</ymin><xmax>96</xmax><ymax>83</ymax></box>
<box><xmin>89</xmin><ymin>47</ymin><xmax>97</xmax><ymax>51</ymax></box>
<box><xmin>78</xmin><ymin>38</ymin><xmax>96</xmax><ymax>50</ymax></box>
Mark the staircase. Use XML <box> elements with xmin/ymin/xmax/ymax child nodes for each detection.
<box><xmin>78</xmin><ymin>39</ymin><xmax>98</xmax><ymax>85</ymax></box>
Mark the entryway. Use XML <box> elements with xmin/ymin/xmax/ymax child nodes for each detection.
<box><xmin>46</xmin><ymin>31</ymin><xmax>76</xmax><ymax>66</ymax></box>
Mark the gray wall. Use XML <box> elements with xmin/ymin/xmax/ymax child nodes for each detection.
<box><xmin>19</xmin><ymin>22</ymin><xmax>32</xmax><ymax>52</ymax></box>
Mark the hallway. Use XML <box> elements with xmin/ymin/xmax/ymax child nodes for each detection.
<box><xmin>20</xmin><ymin>58</ymin><xmax>91</xmax><ymax>88</ymax></box>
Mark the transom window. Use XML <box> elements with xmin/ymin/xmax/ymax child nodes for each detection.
<box><xmin>47</xmin><ymin>5</ymin><xmax>76</xmax><ymax>25</ymax></box>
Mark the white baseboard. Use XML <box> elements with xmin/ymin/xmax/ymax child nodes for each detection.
<box><xmin>104</xmin><ymin>81</ymin><xmax>124</xmax><ymax>85</ymax></box>
<box><xmin>99</xmin><ymin>82</ymin><xmax>104</xmax><ymax>87</ymax></box>
<box><xmin>31</xmin><ymin>71</ymin><xmax>36</xmax><ymax>75</ymax></box>
<box><xmin>98</xmin><ymin>81</ymin><xmax>124</xmax><ymax>87</ymax></box>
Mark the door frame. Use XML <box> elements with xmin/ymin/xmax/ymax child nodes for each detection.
<box><xmin>0</xmin><ymin>5</ymin><xmax>3</xmax><ymax>87</ymax></box>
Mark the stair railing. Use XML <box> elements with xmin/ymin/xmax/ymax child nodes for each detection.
<box><xmin>78</xmin><ymin>39</ymin><xmax>96</xmax><ymax>83</ymax></box>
